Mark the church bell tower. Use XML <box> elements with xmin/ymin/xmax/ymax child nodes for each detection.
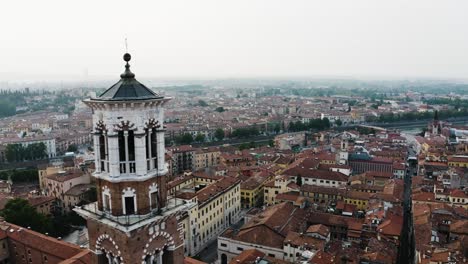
<box><xmin>76</xmin><ymin>53</ymin><xmax>186</xmax><ymax>264</ymax></box>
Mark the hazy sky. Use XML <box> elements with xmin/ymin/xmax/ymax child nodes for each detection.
<box><xmin>2</xmin><ymin>0</ymin><xmax>468</xmax><ymax>80</ymax></box>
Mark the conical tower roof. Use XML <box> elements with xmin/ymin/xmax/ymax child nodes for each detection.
<box><xmin>96</xmin><ymin>53</ymin><xmax>162</xmax><ymax>101</ymax></box>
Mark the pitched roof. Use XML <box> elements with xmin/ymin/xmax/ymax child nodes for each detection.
<box><xmin>96</xmin><ymin>54</ymin><xmax>162</xmax><ymax>101</ymax></box>
<box><xmin>223</xmin><ymin>202</ymin><xmax>307</xmax><ymax>249</ymax></box>
<box><xmin>306</xmin><ymin>224</ymin><xmax>330</xmax><ymax>237</ymax></box>
<box><xmin>229</xmin><ymin>249</ymin><xmax>265</xmax><ymax>264</ymax></box>
<box><xmin>2</xmin><ymin>222</ymin><xmax>85</xmax><ymax>261</ymax></box>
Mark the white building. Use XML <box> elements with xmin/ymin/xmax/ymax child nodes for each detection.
<box><xmin>20</xmin><ymin>138</ymin><xmax>57</xmax><ymax>158</ymax></box>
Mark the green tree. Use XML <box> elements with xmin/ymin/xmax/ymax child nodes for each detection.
<box><xmin>176</xmin><ymin>133</ymin><xmax>194</xmax><ymax>145</ymax></box>
<box><xmin>10</xmin><ymin>169</ymin><xmax>39</xmax><ymax>182</ymax></box>
<box><xmin>5</xmin><ymin>144</ymin><xmax>24</xmax><ymax>162</ymax></box>
<box><xmin>214</xmin><ymin>128</ymin><xmax>224</xmax><ymax>141</ymax></box>
<box><xmin>1</xmin><ymin>198</ymin><xmax>51</xmax><ymax>233</ymax></box>
<box><xmin>215</xmin><ymin>107</ymin><xmax>225</xmax><ymax>112</ymax></box>
<box><xmin>335</xmin><ymin>119</ymin><xmax>343</xmax><ymax>126</ymax></box>
<box><xmin>198</xmin><ymin>100</ymin><xmax>208</xmax><ymax>107</ymax></box>
<box><xmin>0</xmin><ymin>98</ymin><xmax>16</xmax><ymax>118</ymax></box>
<box><xmin>195</xmin><ymin>133</ymin><xmax>205</xmax><ymax>142</ymax></box>
<box><xmin>67</xmin><ymin>144</ymin><xmax>78</xmax><ymax>152</ymax></box>
<box><xmin>273</xmin><ymin>123</ymin><xmax>281</xmax><ymax>134</ymax></box>
<box><xmin>249</xmin><ymin>141</ymin><xmax>256</xmax><ymax>149</ymax></box>
<box><xmin>238</xmin><ymin>143</ymin><xmax>249</xmax><ymax>150</ymax></box>
<box><xmin>268</xmin><ymin>139</ymin><xmax>274</xmax><ymax>147</ymax></box>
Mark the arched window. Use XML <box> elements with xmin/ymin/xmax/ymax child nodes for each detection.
<box><xmin>122</xmin><ymin>187</ymin><xmax>137</xmax><ymax>215</ymax></box>
<box><xmin>116</xmin><ymin>121</ymin><xmax>136</xmax><ymax>174</ymax></box>
<box><xmin>102</xmin><ymin>186</ymin><xmax>111</xmax><ymax>212</ymax></box>
<box><xmin>149</xmin><ymin>183</ymin><xmax>159</xmax><ymax>211</ymax></box>
<box><xmin>221</xmin><ymin>254</ymin><xmax>228</xmax><ymax>264</ymax></box>
<box><xmin>145</xmin><ymin>118</ymin><xmax>161</xmax><ymax>171</ymax></box>
<box><xmin>95</xmin><ymin>120</ymin><xmax>108</xmax><ymax>173</ymax></box>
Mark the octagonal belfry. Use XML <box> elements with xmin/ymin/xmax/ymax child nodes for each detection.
<box><xmin>83</xmin><ymin>53</ymin><xmax>171</xmax><ymax>216</ymax></box>
<box><xmin>76</xmin><ymin>53</ymin><xmax>189</xmax><ymax>264</ymax></box>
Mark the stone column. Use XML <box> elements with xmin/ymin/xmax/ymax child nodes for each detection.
<box><xmin>93</xmin><ymin>134</ymin><xmax>101</xmax><ymax>173</ymax></box>
<box><xmin>134</xmin><ymin>133</ymin><xmax>147</xmax><ymax>176</ymax></box>
<box><xmin>124</xmin><ymin>131</ymin><xmax>129</xmax><ymax>174</ymax></box>
<box><xmin>156</xmin><ymin>251</ymin><xmax>163</xmax><ymax>264</ymax></box>
<box><xmin>157</xmin><ymin>131</ymin><xmax>166</xmax><ymax>175</ymax></box>
<box><xmin>108</xmin><ymin>134</ymin><xmax>120</xmax><ymax>178</ymax></box>
<box><xmin>148</xmin><ymin>130</ymin><xmax>153</xmax><ymax>170</ymax></box>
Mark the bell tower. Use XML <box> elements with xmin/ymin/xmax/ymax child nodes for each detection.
<box><xmin>76</xmin><ymin>53</ymin><xmax>189</xmax><ymax>264</ymax></box>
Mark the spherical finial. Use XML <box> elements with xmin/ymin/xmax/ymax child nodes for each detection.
<box><xmin>123</xmin><ymin>53</ymin><xmax>131</xmax><ymax>62</ymax></box>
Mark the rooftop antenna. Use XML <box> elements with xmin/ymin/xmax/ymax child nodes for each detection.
<box><xmin>125</xmin><ymin>37</ymin><xmax>128</xmax><ymax>53</ymax></box>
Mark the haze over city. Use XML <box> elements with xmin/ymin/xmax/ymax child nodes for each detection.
<box><xmin>2</xmin><ymin>0</ymin><xmax>468</xmax><ymax>81</ymax></box>
<box><xmin>0</xmin><ymin>1</ymin><xmax>467</xmax><ymax>264</ymax></box>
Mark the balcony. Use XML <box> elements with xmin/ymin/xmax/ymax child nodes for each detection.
<box><xmin>74</xmin><ymin>196</ymin><xmax>196</xmax><ymax>231</ymax></box>
<box><xmin>119</xmin><ymin>161</ymin><xmax>136</xmax><ymax>174</ymax></box>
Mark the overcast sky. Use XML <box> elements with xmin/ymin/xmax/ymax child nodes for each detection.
<box><xmin>2</xmin><ymin>0</ymin><xmax>468</xmax><ymax>80</ymax></box>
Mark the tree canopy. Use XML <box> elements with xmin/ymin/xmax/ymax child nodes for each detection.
<box><xmin>0</xmin><ymin>169</ymin><xmax>39</xmax><ymax>183</ymax></box>
<box><xmin>1</xmin><ymin>198</ymin><xmax>51</xmax><ymax>233</ymax></box>
<box><xmin>214</xmin><ymin>128</ymin><xmax>224</xmax><ymax>141</ymax></box>
<box><xmin>198</xmin><ymin>100</ymin><xmax>209</xmax><ymax>107</ymax></box>
<box><xmin>195</xmin><ymin>133</ymin><xmax>205</xmax><ymax>142</ymax></box>
<box><xmin>288</xmin><ymin>118</ymin><xmax>331</xmax><ymax>132</ymax></box>
<box><xmin>215</xmin><ymin>107</ymin><xmax>225</xmax><ymax>112</ymax></box>
<box><xmin>231</xmin><ymin>126</ymin><xmax>260</xmax><ymax>138</ymax></box>
<box><xmin>175</xmin><ymin>133</ymin><xmax>194</xmax><ymax>145</ymax></box>
<box><xmin>5</xmin><ymin>143</ymin><xmax>47</xmax><ymax>162</ymax></box>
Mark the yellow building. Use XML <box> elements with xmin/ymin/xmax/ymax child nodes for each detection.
<box><xmin>448</xmin><ymin>189</ymin><xmax>468</xmax><ymax>209</ymax></box>
<box><xmin>343</xmin><ymin>191</ymin><xmax>371</xmax><ymax>210</ymax></box>
<box><xmin>194</xmin><ymin>147</ymin><xmax>221</xmax><ymax>171</ymax></box>
<box><xmin>174</xmin><ymin>177</ymin><xmax>241</xmax><ymax>256</ymax></box>
<box><xmin>447</xmin><ymin>155</ymin><xmax>468</xmax><ymax>168</ymax></box>
<box><xmin>167</xmin><ymin>171</ymin><xmax>219</xmax><ymax>196</ymax></box>
<box><xmin>240</xmin><ymin>176</ymin><xmax>268</xmax><ymax>208</ymax></box>
<box><xmin>300</xmin><ymin>185</ymin><xmax>345</xmax><ymax>204</ymax></box>
<box><xmin>263</xmin><ymin>175</ymin><xmax>300</xmax><ymax>205</ymax></box>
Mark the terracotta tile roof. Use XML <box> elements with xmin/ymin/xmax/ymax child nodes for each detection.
<box><xmin>450</xmin><ymin>220</ymin><xmax>468</xmax><ymax>235</ymax></box>
<box><xmin>309</xmin><ymin>250</ymin><xmax>336</xmax><ymax>264</ymax></box>
<box><xmin>377</xmin><ymin>214</ymin><xmax>403</xmax><ymax>237</ymax></box>
<box><xmin>2</xmin><ymin>223</ymin><xmax>84</xmax><ymax>260</ymax></box>
<box><xmin>196</xmin><ymin>177</ymin><xmax>240</xmax><ymax>205</ymax></box>
<box><xmin>275</xmin><ymin>191</ymin><xmax>304</xmax><ymax>204</ymax></box>
<box><xmin>58</xmin><ymin>250</ymin><xmax>94</xmax><ymax>264</ymax></box>
<box><xmin>308</xmin><ymin>212</ymin><xmax>364</xmax><ymax>230</ymax></box>
<box><xmin>240</xmin><ymin>176</ymin><xmax>267</xmax><ymax>191</ymax></box>
<box><xmin>223</xmin><ymin>202</ymin><xmax>307</xmax><ymax>249</ymax></box>
<box><xmin>413</xmin><ymin>192</ymin><xmax>436</xmax><ymax>202</ymax></box>
<box><xmin>284</xmin><ymin>231</ymin><xmax>325</xmax><ymax>250</ymax></box>
<box><xmin>283</xmin><ymin>167</ymin><xmax>348</xmax><ymax>182</ymax></box>
<box><xmin>448</xmin><ymin>155</ymin><xmax>468</xmax><ymax>163</ymax></box>
<box><xmin>306</xmin><ymin>224</ymin><xmax>330</xmax><ymax>237</ymax></box>
<box><xmin>184</xmin><ymin>257</ymin><xmax>207</xmax><ymax>264</ymax></box>
<box><xmin>300</xmin><ymin>185</ymin><xmax>346</xmax><ymax>196</ymax></box>
<box><xmin>450</xmin><ymin>189</ymin><xmax>468</xmax><ymax>198</ymax></box>
<box><xmin>229</xmin><ymin>249</ymin><xmax>264</xmax><ymax>264</ymax></box>
<box><xmin>27</xmin><ymin>196</ymin><xmax>56</xmax><ymax>207</ymax></box>
<box><xmin>46</xmin><ymin>169</ymin><xmax>86</xmax><ymax>182</ymax></box>
<box><xmin>344</xmin><ymin>190</ymin><xmax>372</xmax><ymax>200</ymax></box>
<box><xmin>64</xmin><ymin>184</ymin><xmax>94</xmax><ymax>196</ymax></box>
<box><xmin>364</xmin><ymin>171</ymin><xmax>393</xmax><ymax>179</ymax></box>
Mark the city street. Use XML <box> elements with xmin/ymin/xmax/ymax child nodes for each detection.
<box><xmin>195</xmin><ymin>217</ymin><xmax>245</xmax><ymax>263</ymax></box>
